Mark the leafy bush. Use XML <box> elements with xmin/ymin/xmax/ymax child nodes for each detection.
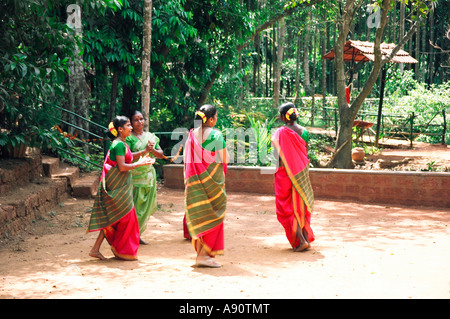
<box><xmin>385</xmin><ymin>81</ymin><xmax>450</xmax><ymax>144</ymax></box>
<box><xmin>0</xmin><ymin>1</ymin><xmax>74</xmax><ymax>156</ymax></box>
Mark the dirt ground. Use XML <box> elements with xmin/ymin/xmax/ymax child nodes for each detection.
<box><xmin>362</xmin><ymin>141</ymin><xmax>450</xmax><ymax>171</ymax></box>
<box><xmin>309</xmin><ymin>127</ymin><xmax>450</xmax><ymax>171</ymax></box>
<box><xmin>0</xmin><ymin>141</ymin><xmax>449</xmax><ymax>300</ymax></box>
<box><xmin>0</xmin><ymin>183</ymin><xmax>449</xmax><ymax>299</ymax></box>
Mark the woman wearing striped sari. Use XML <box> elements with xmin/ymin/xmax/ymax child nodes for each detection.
<box><xmin>272</xmin><ymin>103</ymin><xmax>315</xmax><ymax>252</ymax></box>
<box><xmin>88</xmin><ymin>116</ymin><xmax>155</xmax><ymax>260</ymax></box>
<box><xmin>184</xmin><ymin>104</ymin><xmax>229</xmax><ymax>268</ymax></box>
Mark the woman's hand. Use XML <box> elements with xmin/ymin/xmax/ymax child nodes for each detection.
<box><xmin>145</xmin><ymin>141</ymin><xmax>155</xmax><ymax>153</ymax></box>
<box><xmin>144</xmin><ymin>140</ymin><xmax>165</xmax><ymax>159</ymax></box>
<box><xmin>136</xmin><ymin>154</ymin><xmax>155</xmax><ymax>167</ymax></box>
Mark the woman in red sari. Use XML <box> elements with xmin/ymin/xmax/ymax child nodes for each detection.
<box><xmin>88</xmin><ymin>116</ymin><xmax>154</xmax><ymax>260</ymax></box>
<box><xmin>272</xmin><ymin>103</ymin><xmax>315</xmax><ymax>252</ymax></box>
<box><xmin>184</xmin><ymin>104</ymin><xmax>229</xmax><ymax>268</ymax></box>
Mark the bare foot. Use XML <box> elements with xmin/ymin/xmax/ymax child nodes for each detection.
<box><xmin>89</xmin><ymin>251</ymin><xmax>106</xmax><ymax>260</ymax></box>
<box><xmin>293</xmin><ymin>226</ymin><xmax>310</xmax><ymax>252</ymax></box>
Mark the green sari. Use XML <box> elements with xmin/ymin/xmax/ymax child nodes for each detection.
<box><xmin>126</xmin><ymin>132</ymin><xmax>160</xmax><ymax>234</ymax></box>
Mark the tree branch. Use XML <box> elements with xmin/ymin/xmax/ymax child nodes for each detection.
<box><xmin>350</xmin><ymin>0</ymin><xmax>390</xmax><ymax>115</ymax></box>
<box><xmin>197</xmin><ymin>0</ymin><xmax>320</xmax><ymax>105</ymax></box>
<box><xmin>382</xmin><ymin>20</ymin><xmax>419</xmax><ymax>65</ymax></box>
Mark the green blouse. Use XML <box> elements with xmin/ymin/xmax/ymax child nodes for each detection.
<box><xmin>109</xmin><ymin>140</ymin><xmax>127</xmax><ymax>162</ymax></box>
<box><xmin>300</xmin><ymin>127</ymin><xmax>309</xmax><ymax>143</ymax></box>
<box><xmin>202</xmin><ymin>129</ymin><xmax>226</xmax><ymax>152</ymax></box>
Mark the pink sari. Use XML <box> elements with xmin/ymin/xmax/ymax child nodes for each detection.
<box><xmin>184</xmin><ymin>129</ymin><xmax>227</xmax><ymax>257</ymax></box>
<box><xmin>272</xmin><ymin>126</ymin><xmax>315</xmax><ymax>249</ymax></box>
<box><xmin>88</xmin><ymin>142</ymin><xmax>140</xmax><ymax>260</ymax></box>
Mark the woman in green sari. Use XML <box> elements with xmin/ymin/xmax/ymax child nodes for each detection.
<box><xmin>126</xmin><ymin>110</ymin><xmax>165</xmax><ymax>244</ymax></box>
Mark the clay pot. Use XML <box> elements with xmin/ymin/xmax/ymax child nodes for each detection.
<box><xmin>351</xmin><ymin>147</ymin><xmax>365</xmax><ymax>162</ymax></box>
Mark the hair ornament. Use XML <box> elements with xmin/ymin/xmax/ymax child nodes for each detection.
<box><xmin>285</xmin><ymin>107</ymin><xmax>299</xmax><ymax>121</ymax></box>
<box><xmin>108</xmin><ymin>122</ymin><xmax>118</xmax><ymax>137</ymax></box>
<box><xmin>195</xmin><ymin>110</ymin><xmax>207</xmax><ymax>123</ymax></box>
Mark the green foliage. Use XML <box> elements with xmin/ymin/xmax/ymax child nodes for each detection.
<box><xmin>0</xmin><ymin>0</ymin><xmax>75</xmax><ymax>155</ymax></box>
<box><xmin>384</xmin><ymin>69</ymin><xmax>418</xmax><ymax>97</ymax></box>
<box><xmin>386</xmin><ymin>81</ymin><xmax>450</xmax><ymax>116</ymax></box>
<box><xmin>247</xmin><ymin>116</ymin><xmax>277</xmax><ymax>166</ymax></box>
<box><xmin>1</xmin><ymin>0</ymin><xmax>448</xmax><ymax>164</ymax></box>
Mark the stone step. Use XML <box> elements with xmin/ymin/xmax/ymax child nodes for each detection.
<box><xmin>41</xmin><ymin>155</ymin><xmax>60</xmax><ymax>177</ymax></box>
<box><xmin>42</xmin><ymin>155</ymin><xmax>100</xmax><ymax>198</ymax></box>
<box><xmin>72</xmin><ymin>171</ymin><xmax>100</xmax><ymax>198</ymax></box>
<box><xmin>0</xmin><ymin>153</ymin><xmax>99</xmax><ymax>241</ymax></box>
<box><xmin>51</xmin><ymin>165</ymin><xmax>79</xmax><ymax>188</ymax></box>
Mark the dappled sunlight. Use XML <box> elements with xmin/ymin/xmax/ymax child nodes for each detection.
<box><xmin>1</xmin><ymin>188</ymin><xmax>449</xmax><ymax>298</ymax></box>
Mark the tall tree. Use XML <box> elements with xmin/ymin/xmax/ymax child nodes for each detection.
<box><xmin>141</xmin><ymin>0</ymin><xmax>152</xmax><ymax>131</ymax></box>
<box><xmin>331</xmin><ymin>0</ymin><xmax>430</xmax><ymax>168</ymax></box>
<box><xmin>321</xmin><ymin>9</ymin><xmax>328</xmax><ymax>114</ymax></box>
<box><xmin>67</xmin><ymin>3</ymin><xmax>90</xmax><ymax>139</ymax></box>
<box><xmin>197</xmin><ymin>0</ymin><xmax>319</xmax><ymax>106</ymax></box>
<box><xmin>303</xmin><ymin>11</ymin><xmax>311</xmax><ymax>97</ymax></box>
<box><xmin>273</xmin><ymin>18</ymin><xmax>286</xmax><ymax>107</ymax></box>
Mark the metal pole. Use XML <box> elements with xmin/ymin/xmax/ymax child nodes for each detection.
<box><xmin>375</xmin><ymin>66</ymin><xmax>387</xmax><ymax>148</ymax></box>
<box><xmin>409</xmin><ymin>112</ymin><xmax>415</xmax><ymax>148</ymax></box>
<box><xmin>442</xmin><ymin>109</ymin><xmax>447</xmax><ymax>145</ymax></box>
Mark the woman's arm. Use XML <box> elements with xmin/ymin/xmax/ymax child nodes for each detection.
<box><xmin>115</xmin><ymin>154</ymin><xmax>155</xmax><ymax>172</ymax></box>
<box><xmin>115</xmin><ymin>155</ymin><xmax>136</xmax><ymax>172</ymax></box>
<box><xmin>132</xmin><ymin>141</ymin><xmax>165</xmax><ymax>160</ymax></box>
<box><xmin>148</xmin><ymin>142</ymin><xmax>165</xmax><ymax>159</ymax></box>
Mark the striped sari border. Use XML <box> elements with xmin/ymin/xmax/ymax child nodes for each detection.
<box><xmin>185</xmin><ymin>162</ymin><xmax>226</xmax><ymax>238</ymax></box>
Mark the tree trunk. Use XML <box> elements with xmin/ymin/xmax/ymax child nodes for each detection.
<box><xmin>252</xmin><ymin>33</ymin><xmax>260</xmax><ymax>94</ymax></box>
<box><xmin>293</xmin><ymin>34</ymin><xmax>302</xmax><ymax>106</ymax></box>
<box><xmin>238</xmin><ymin>0</ymin><xmax>244</xmax><ymax>107</ymax></box>
<box><xmin>265</xmin><ymin>35</ymin><xmax>269</xmax><ymax>97</ymax></box>
<box><xmin>321</xmin><ymin>11</ymin><xmax>327</xmax><ymax>117</ymax></box>
<box><xmin>415</xmin><ymin>8</ymin><xmax>420</xmax><ymax>80</ymax></box>
<box><xmin>399</xmin><ymin>1</ymin><xmax>405</xmax><ymax>73</ymax></box>
<box><xmin>427</xmin><ymin>7</ymin><xmax>435</xmax><ymax>85</ymax></box>
<box><xmin>141</xmin><ymin>0</ymin><xmax>153</xmax><ymax>131</ymax></box>
<box><xmin>421</xmin><ymin>9</ymin><xmax>427</xmax><ymax>83</ymax></box>
<box><xmin>273</xmin><ymin>18</ymin><xmax>286</xmax><ymax>107</ymax></box>
<box><xmin>303</xmin><ymin>12</ymin><xmax>311</xmax><ymax>97</ymax></box>
<box><xmin>331</xmin><ymin>0</ymin><xmax>423</xmax><ymax>168</ymax></box>
<box><xmin>196</xmin><ymin>0</ymin><xmax>318</xmax><ymax>105</ymax></box>
<box><xmin>67</xmin><ymin>3</ymin><xmax>89</xmax><ymax>145</ymax></box>
<box><xmin>108</xmin><ymin>67</ymin><xmax>119</xmax><ymax>122</ymax></box>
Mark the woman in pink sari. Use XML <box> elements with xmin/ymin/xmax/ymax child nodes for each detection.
<box><xmin>184</xmin><ymin>104</ymin><xmax>229</xmax><ymax>268</ymax></box>
<box><xmin>272</xmin><ymin>103</ymin><xmax>315</xmax><ymax>252</ymax></box>
<box><xmin>88</xmin><ymin>116</ymin><xmax>154</xmax><ymax>260</ymax></box>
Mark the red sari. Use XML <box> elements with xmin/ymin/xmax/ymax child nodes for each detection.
<box><xmin>272</xmin><ymin>126</ymin><xmax>315</xmax><ymax>249</ymax></box>
<box><xmin>184</xmin><ymin>129</ymin><xmax>227</xmax><ymax>257</ymax></box>
<box><xmin>88</xmin><ymin>142</ymin><xmax>140</xmax><ymax>260</ymax></box>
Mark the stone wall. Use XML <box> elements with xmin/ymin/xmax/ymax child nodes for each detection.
<box><xmin>163</xmin><ymin>164</ymin><xmax>450</xmax><ymax>208</ymax></box>
<box><xmin>0</xmin><ymin>155</ymin><xmax>43</xmax><ymax>195</ymax></box>
<box><xmin>0</xmin><ymin>155</ymin><xmax>68</xmax><ymax>239</ymax></box>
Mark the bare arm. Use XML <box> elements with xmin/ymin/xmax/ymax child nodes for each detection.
<box><xmin>116</xmin><ymin>154</ymin><xmax>155</xmax><ymax>172</ymax></box>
